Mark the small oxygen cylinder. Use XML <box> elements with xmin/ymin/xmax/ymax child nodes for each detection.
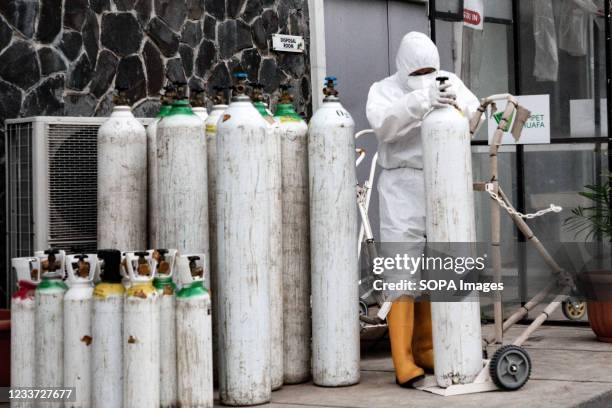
<box><xmin>64</xmin><ymin>254</ymin><xmax>96</xmax><ymax>408</ymax></box>
<box><xmin>190</xmin><ymin>87</ymin><xmax>209</xmax><ymax>122</ymax></box>
<box><xmin>309</xmin><ymin>77</ymin><xmax>360</xmax><ymax>386</ymax></box>
<box><xmin>205</xmin><ymin>85</ymin><xmax>228</xmax><ymax>385</ymax></box>
<box><xmin>10</xmin><ymin>256</ymin><xmax>40</xmax><ymax>406</ymax></box>
<box><xmin>92</xmin><ymin>249</ymin><xmax>125</xmax><ymax>408</ymax></box>
<box><xmin>123</xmin><ymin>251</ymin><xmax>160</xmax><ymax>408</ymax></box>
<box><xmin>147</xmin><ymin>87</ymin><xmax>175</xmax><ymax>248</ymax></box>
<box><xmin>216</xmin><ymin>73</ymin><xmax>275</xmax><ymax>405</ymax></box>
<box><xmin>152</xmin><ymin>249</ymin><xmax>178</xmax><ymax>408</ymax></box>
<box><xmin>175</xmin><ymin>254</ymin><xmax>213</xmax><ymax>408</ymax></box>
<box><xmin>275</xmin><ymin>85</ymin><xmax>311</xmax><ymax>384</ymax></box>
<box><xmin>34</xmin><ymin>249</ymin><xmax>68</xmax><ymax>407</ymax></box>
<box><xmin>252</xmin><ymin>82</ymin><xmax>284</xmax><ymax>391</ymax></box>
<box><xmin>157</xmin><ymin>84</ymin><xmax>209</xmax><ymax>274</ymax></box>
<box><xmin>97</xmin><ymin>88</ymin><xmax>147</xmax><ymax>250</ymax></box>
<box><xmin>421</xmin><ymin>77</ymin><xmax>482</xmax><ymax>387</ymax></box>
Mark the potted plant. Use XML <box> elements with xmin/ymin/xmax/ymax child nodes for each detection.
<box><xmin>565</xmin><ymin>173</ymin><xmax>612</xmax><ymax>342</ymax></box>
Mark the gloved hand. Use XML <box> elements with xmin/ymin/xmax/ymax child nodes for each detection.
<box><xmin>428</xmin><ymin>81</ymin><xmax>457</xmax><ymax>109</ymax></box>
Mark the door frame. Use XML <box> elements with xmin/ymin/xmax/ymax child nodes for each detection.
<box><xmin>308</xmin><ymin>0</ymin><xmax>430</xmax><ymax>112</ymax></box>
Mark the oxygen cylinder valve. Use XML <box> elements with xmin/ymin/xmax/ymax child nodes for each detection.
<box><xmin>75</xmin><ymin>254</ymin><xmax>90</xmax><ymax>278</ymax></box>
<box><xmin>212</xmin><ymin>85</ymin><xmax>227</xmax><ymax>105</ymax></box>
<box><xmin>434</xmin><ymin>76</ymin><xmax>460</xmax><ymax>111</ymax></box>
<box><xmin>42</xmin><ymin>248</ymin><xmax>61</xmax><ymax>273</ymax></box>
<box><xmin>232</xmin><ymin>72</ymin><xmax>249</xmax><ymax>96</ymax></box>
<box><xmin>134</xmin><ymin>251</ymin><xmax>151</xmax><ymax>276</ymax></box>
<box><xmin>323</xmin><ymin>76</ymin><xmax>339</xmax><ymax>97</ymax></box>
<box><xmin>279</xmin><ymin>84</ymin><xmax>294</xmax><ymax>104</ymax></box>
<box><xmin>174</xmin><ymin>82</ymin><xmax>188</xmax><ymax>101</ymax></box>
<box><xmin>113</xmin><ymin>87</ymin><xmax>131</xmax><ymax>106</ymax></box>
<box><xmin>187</xmin><ymin>256</ymin><xmax>203</xmax><ymax>279</ymax></box>
<box><xmin>153</xmin><ymin>249</ymin><xmax>171</xmax><ymax>276</ymax></box>
<box><xmin>161</xmin><ymin>84</ymin><xmax>176</xmax><ymax>106</ymax></box>
<box><xmin>251</xmin><ymin>83</ymin><xmax>265</xmax><ymax>102</ymax></box>
<box><xmin>190</xmin><ymin>87</ymin><xmax>207</xmax><ymax>107</ymax></box>
<box><xmin>30</xmin><ymin>262</ymin><xmax>40</xmax><ymax>282</ymax></box>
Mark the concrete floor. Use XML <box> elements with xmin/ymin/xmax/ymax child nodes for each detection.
<box><xmin>216</xmin><ymin>324</ymin><xmax>612</xmax><ymax>408</ymax></box>
<box><xmin>2</xmin><ymin>324</ymin><xmax>608</xmax><ymax>407</ymax></box>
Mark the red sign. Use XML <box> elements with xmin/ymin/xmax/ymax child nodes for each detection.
<box><xmin>463</xmin><ymin>9</ymin><xmax>482</xmax><ymax>26</ymax></box>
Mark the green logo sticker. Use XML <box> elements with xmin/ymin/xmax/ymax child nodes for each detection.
<box><xmin>493</xmin><ymin>111</ymin><xmax>515</xmax><ymax>132</ymax></box>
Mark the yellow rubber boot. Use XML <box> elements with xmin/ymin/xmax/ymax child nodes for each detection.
<box><xmin>413</xmin><ymin>300</ymin><xmax>434</xmax><ymax>373</ymax></box>
<box><xmin>387</xmin><ymin>297</ymin><xmax>425</xmax><ymax>387</ymax></box>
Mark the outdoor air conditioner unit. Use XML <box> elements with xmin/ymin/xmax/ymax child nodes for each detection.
<box><xmin>5</xmin><ymin>116</ymin><xmax>151</xmax><ymax>300</ymax></box>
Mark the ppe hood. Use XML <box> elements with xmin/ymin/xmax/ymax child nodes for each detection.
<box><xmin>396</xmin><ymin>32</ymin><xmax>441</xmax><ymax>91</ymax></box>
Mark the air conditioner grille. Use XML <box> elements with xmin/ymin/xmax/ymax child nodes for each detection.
<box><xmin>47</xmin><ymin>124</ymin><xmax>98</xmax><ymax>251</ymax></box>
<box><xmin>7</xmin><ymin>122</ymin><xmax>34</xmax><ymax>263</ymax></box>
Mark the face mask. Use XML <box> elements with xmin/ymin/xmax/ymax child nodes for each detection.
<box><xmin>404</xmin><ymin>71</ymin><xmax>438</xmax><ymax>91</ymax></box>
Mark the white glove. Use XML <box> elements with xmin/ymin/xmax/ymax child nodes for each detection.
<box><xmin>428</xmin><ymin>81</ymin><xmax>457</xmax><ymax>109</ymax></box>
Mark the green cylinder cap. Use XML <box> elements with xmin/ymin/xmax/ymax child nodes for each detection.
<box><xmin>253</xmin><ymin>101</ymin><xmax>271</xmax><ymax>117</ymax></box>
<box><xmin>153</xmin><ymin>275</ymin><xmax>176</xmax><ymax>291</ymax></box>
<box><xmin>167</xmin><ymin>99</ymin><xmax>195</xmax><ymax>116</ymax></box>
<box><xmin>274</xmin><ymin>103</ymin><xmax>302</xmax><ymax>120</ymax></box>
<box><xmin>176</xmin><ymin>281</ymin><xmax>208</xmax><ymax>299</ymax></box>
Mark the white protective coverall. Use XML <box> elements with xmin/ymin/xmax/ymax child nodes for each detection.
<box><xmin>366</xmin><ymin>32</ymin><xmax>480</xmax><ymax>298</ymax></box>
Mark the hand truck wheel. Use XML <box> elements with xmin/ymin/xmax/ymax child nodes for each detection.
<box><xmin>490</xmin><ymin>345</ymin><xmax>531</xmax><ymax>391</ymax></box>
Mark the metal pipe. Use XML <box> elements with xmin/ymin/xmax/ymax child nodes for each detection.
<box><xmin>358</xmin><ymin>152</ymin><xmax>378</xmax><ymax>257</ymax></box>
<box><xmin>356</xmin><ymin>148</ymin><xmax>366</xmax><ymax>166</ymax></box>
<box><xmin>511</xmin><ymin>0</ymin><xmax>529</xmax><ymax>308</ymax></box>
<box><xmin>429</xmin><ymin>0</ymin><xmax>436</xmax><ymax>43</ymax></box>
<box><xmin>513</xmin><ymin>294</ymin><xmax>567</xmax><ymax>347</ymax></box>
<box><xmin>355</xmin><ymin>129</ymin><xmax>375</xmax><ymax>140</ymax></box>
<box><xmin>469</xmin><ymin>94</ymin><xmax>518</xmax><ymax>135</ymax></box>
<box><xmin>484</xmin><ymin>281</ymin><xmax>555</xmax><ymax>344</ymax></box>
<box><xmin>4</xmin><ymin>129</ymin><xmax>9</xmax><ymax>308</ymax></box>
<box><xmin>488</xmin><ymin>101</ymin><xmax>517</xmax><ymax>345</ymax></box>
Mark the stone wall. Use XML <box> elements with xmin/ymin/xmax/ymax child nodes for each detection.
<box><xmin>0</xmin><ymin>0</ymin><xmax>312</xmax><ymax>305</ymax></box>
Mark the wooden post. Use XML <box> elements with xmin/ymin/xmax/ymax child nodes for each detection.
<box><xmin>488</xmin><ymin>101</ymin><xmax>516</xmax><ymax>345</ymax></box>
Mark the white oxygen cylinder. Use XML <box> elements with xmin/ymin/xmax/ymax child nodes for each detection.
<box><xmin>252</xmin><ymin>83</ymin><xmax>284</xmax><ymax>391</ymax></box>
<box><xmin>34</xmin><ymin>249</ymin><xmax>68</xmax><ymax>408</ymax></box>
<box><xmin>92</xmin><ymin>249</ymin><xmax>125</xmax><ymax>408</ymax></box>
<box><xmin>123</xmin><ymin>251</ymin><xmax>160</xmax><ymax>408</ymax></box>
<box><xmin>421</xmin><ymin>77</ymin><xmax>482</xmax><ymax>387</ymax></box>
<box><xmin>216</xmin><ymin>73</ymin><xmax>276</xmax><ymax>405</ymax></box>
<box><xmin>152</xmin><ymin>249</ymin><xmax>178</xmax><ymax>408</ymax></box>
<box><xmin>175</xmin><ymin>254</ymin><xmax>213</xmax><ymax>408</ymax></box>
<box><xmin>204</xmin><ymin>87</ymin><xmax>228</xmax><ymax>385</ymax></box>
<box><xmin>64</xmin><ymin>254</ymin><xmax>96</xmax><ymax>408</ymax></box>
<box><xmin>97</xmin><ymin>90</ymin><xmax>147</xmax><ymax>250</ymax></box>
<box><xmin>309</xmin><ymin>77</ymin><xmax>360</xmax><ymax>386</ymax></box>
<box><xmin>274</xmin><ymin>86</ymin><xmax>311</xmax><ymax>384</ymax></box>
<box><xmin>10</xmin><ymin>257</ymin><xmax>40</xmax><ymax>408</ymax></box>
<box><xmin>157</xmin><ymin>86</ymin><xmax>209</xmax><ymax>277</ymax></box>
<box><xmin>147</xmin><ymin>90</ymin><xmax>174</xmax><ymax>248</ymax></box>
<box><xmin>190</xmin><ymin>87</ymin><xmax>210</xmax><ymax>280</ymax></box>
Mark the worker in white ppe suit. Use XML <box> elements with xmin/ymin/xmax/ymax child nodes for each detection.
<box><xmin>366</xmin><ymin>31</ymin><xmax>480</xmax><ymax>388</ymax></box>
